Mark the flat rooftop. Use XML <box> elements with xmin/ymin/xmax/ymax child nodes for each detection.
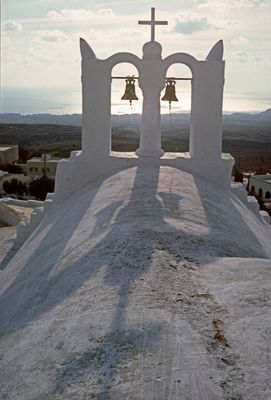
<box><xmin>27</xmin><ymin>157</ymin><xmax>62</xmax><ymax>162</ymax></box>
<box><xmin>0</xmin><ymin>146</ymin><xmax>15</xmax><ymax>151</ymax></box>
<box><xmin>251</xmin><ymin>174</ymin><xmax>271</xmax><ymax>183</ymax></box>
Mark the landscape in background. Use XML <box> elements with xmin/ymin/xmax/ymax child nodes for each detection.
<box><xmin>0</xmin><ymin>109</ymin><xmax>271</xmax><ymax>173</ymax></box>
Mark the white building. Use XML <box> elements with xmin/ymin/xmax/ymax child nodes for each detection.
<box><xmin>249</xmin><ymin>174</ymin><xmax>271</xmax><ymax>201</ymax></box>
<box><xmin>27</xmin><ymin>154</ymin><xmax>61</xmax><ymax>179</ymax></box>
<box><xmin>0</xmin><ymin>145</ymin><xmax>19</xmax><ymax>167</ymax></box>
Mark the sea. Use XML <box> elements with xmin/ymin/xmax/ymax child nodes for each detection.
<box><xmin>0</xmin><ymin>86</ymin><xmax>269</xmax><ymax>115</ymax></box>
<box><xmin>0</xmin><ymin>86</ymin><xmax>181</xmax><ymax>115</ymax></box>
<box><xmin>0</xmin><ymin>87</ymin><xmax>82</xmax><ymax>115</ymax></box>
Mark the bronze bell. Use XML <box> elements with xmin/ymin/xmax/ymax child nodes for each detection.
<box><xmin>121</xmin><ymin>76</ymin><xmax>138</xmax><ymax>106</ymax></box>
<box><xmin>161</xmin><ymin>79</ymin><xmax>178</xmax><ymax>109</ymax></box>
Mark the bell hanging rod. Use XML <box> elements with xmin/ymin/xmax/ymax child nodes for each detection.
<box><xmin>111</xmin><ymin>76</ymin><xmax>192</xmax><ymax>81</ymax></box>
<box><xmin>165</xmin><ymin>77</ymin><xmax>192</xmax><ymax>81</ymax></box>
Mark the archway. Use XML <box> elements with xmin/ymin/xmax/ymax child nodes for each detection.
<box><xmin>162</xmin><ymin>63</ymin><xmax>192</xmax><ymax>154</ymax></box>
<box><xmin>110</xmin><ymin>62</ymin><xmax>142</xmax><ymax>153</ymax></box>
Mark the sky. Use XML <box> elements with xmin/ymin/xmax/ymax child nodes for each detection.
<box><xmin>1</xmin><ymin>0</ymin><xmax>271</xmax><ymax>114</ymax></box>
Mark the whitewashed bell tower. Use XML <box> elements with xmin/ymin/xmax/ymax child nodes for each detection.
<box><xmin>54</xmin><ymin>8</ymin><xmax>234</xmax><ymax>201</ymax></box>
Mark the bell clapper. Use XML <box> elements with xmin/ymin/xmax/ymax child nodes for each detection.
<box><xmin>169</xmin><ymin>102</ymin><xmax>173</xmax><ymax>133</ymax></box>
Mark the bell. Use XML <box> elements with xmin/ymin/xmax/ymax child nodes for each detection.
<box><xmin>121</xmin><ymin>76</ymin><xmax>138</xmax><ymax>106</ymax></box>
<box><xmin>161</xmin><ymin>79</ymin><xmax>178</xmax><ymax>109</ymax></box>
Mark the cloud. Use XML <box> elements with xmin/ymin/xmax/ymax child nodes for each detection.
<box><xmin>173</xmin><ymin>15</ymin><xmax>210</xmax><ymax>34</ymax></box>
<box><xmin>99</xmin><ymin>0</ymin><xmax>146</xmax><ymax>6</ymax></box>
<box><xmin>251</xmin><ymin>0</ymin><xmax>271</xmax><ymax>6</ymax></box>
<box><xmin>230</xmin><ymin>36</ymin><xmax>249</xmax><ymax>45</ymax></box>
<box><xmin>46</xmin><ymin>8</ymin><xmax>115</xmax><ymax>23</ymax></box>
<box><xmin>3</xmin><ymin>20</ymin><xmax>23</xmax><ymax>32</ymax></box>
<box><xmin>97</xmin><ymin>9</ymin><xmax>115</xmax><ymax>16</ymax></box>
<box><xmin>230</xmin><ymin>51</ymin><xmax>249</xmax><ymax>63</ymax></box>
<box><xmin>47</xmin><ymin>9</ymin><xmax>94</xmax><ymax>22</ymax></box>
<box><xmin>254</xmin><ymin>56</ymin><xmax>264</xmax><ymax>63</ymax></box>
<box><xmin>199</xmin><ymin>0</ymin><xmax>271</xmax><ymax>9</ymax></box>
<box><xmin>33</xmin><ymin>30</ymin><xmax>71</xmax><ymax>43</ymax></box>
<box><xmin>221</xmin><ymin>0</ymin><xmax>253</xmax><ymax>6</ymax></box>
<box><xmin>38</xmin><ymin>0</ymin><xmax>79</xmax><ymax>2</ymax></box>
<box><xmin>1</xmin><ymin>31</ymin><xmax>11</xmax><ymax>49</ymax></box>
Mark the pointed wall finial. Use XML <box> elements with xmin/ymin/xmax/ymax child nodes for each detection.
<box><xmin>80</xmin><ymin>38</ymin><xmax>96</xmax><ymax>60</ymax></box>
<box><xmin>206</xmin><ymin>40</ymin><xmax>224</xmax><ymax>61</ymax></box>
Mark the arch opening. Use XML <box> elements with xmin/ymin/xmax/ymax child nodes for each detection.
<box><xmin>110</xmin><ymin>62</ymin><xmax>142</xmax><ymax>154</ymax></box>
<box><xmin>162</xmin><ymin>63</ymin><xmax>192</xmax><ymax>154</ymax></box>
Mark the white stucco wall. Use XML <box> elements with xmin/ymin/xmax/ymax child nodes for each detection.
<box><xmin>0</xmin><ymin>146</ymin><xmax>19</xmax><ymax>166</ymax></box>
<box><xmin>0</xmin><ymin>203</ymin><xmax>21</xmax><ymax>226</ymax></box>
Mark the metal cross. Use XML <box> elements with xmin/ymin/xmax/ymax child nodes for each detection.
<box><xmin>138</xmin><ymin>7</ymin><xmax>168</xmax><ymax>42</ymax></box>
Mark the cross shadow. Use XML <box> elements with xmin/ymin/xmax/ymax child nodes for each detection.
<box><xmin>51</xmin><ymin>165</ymin><xmax>170</xmax><ymax>397</ymax></box>
<box><xmin>0</xmin><ymin>165</ymin><xmax>267</xmax><ymax>336</ymax></box>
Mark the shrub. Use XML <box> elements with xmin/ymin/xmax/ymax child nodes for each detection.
<box><xmin>28</xmin><ymin>176</ymin><xmax>55</xmax><ymax>200</ymax></box>
<box><xmin>233</xmin><ymin>167</ymin><xmax>243</xmax><ymax>183</ymax></box>
<box><xmin>3</xmin><ymin>178</ymin><xmax>27</xmax><ymax>195</ymax></box>
<box><xmin>7</xmin><ymin>164</ymin><xmax>23</xmax><ymax>173</ymax></box>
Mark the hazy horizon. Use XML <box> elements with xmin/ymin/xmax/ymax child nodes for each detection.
<box><xmin>0</xmin><ymin>86</ymin><xmax>270</xmax><ymax>116</ymax></box>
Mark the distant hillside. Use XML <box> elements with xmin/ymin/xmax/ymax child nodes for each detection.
<box><xmin>0</xmin><ymin>120</ymin><xmax>270</xmax><ymax>171</ymax></box>
<box><xmin>0</xmin><ymin>109</ymin><xmax>271</xmax><ymax>127</ymax></box>
<box><xmin>0</xmin><ymin>110</ymin><xmax>270</xmax><ymax>171</ymax></box>
<box><xmin>223</xmin><ymin>108</ymin><xmax>271</xmax><ymax>125</ymax></box>
<box><xmin>0</xmin><ymin>113</ymin><xmax>83</xmax><ymax>126</ymax></box>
